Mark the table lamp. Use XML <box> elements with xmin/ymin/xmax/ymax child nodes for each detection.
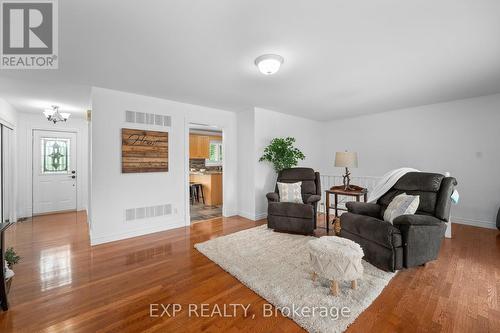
<box><xmin>335</xmin><ymin>151</ymin><xmax>358</xmax><ymax>190</ymax></box>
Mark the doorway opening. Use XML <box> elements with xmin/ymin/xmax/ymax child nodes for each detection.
<box><xmin>32</xmin><ymin>130</ymin><xmax>78</xmax><ymax>216</ymax></box>
<box><xmin>188</xmin><ymin>124</ymin><xmax>223</xmax><ymax>224</ymax></box>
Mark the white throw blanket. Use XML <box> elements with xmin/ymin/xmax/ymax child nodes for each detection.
<box><xmin>367</xmin><ymin>168</ymin><xmax>420</xmax><ymax>203</ymax></box>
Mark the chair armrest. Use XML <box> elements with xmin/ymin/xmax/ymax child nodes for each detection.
<box><xmin>345</xmin><ymin>202</ymin><xmax>381</xmax><ymax>218</ymax></box>
<box><xmin>393</xmin><ymin>214</ymin><xmax>444</xmax><ymax>226</ymax></box>
<box><xmin>340</xmin><ymin>212</ymin><xmax>401</xmax><ymax>249</ymax></box>
<box><xmin>266</xmin><ymin>192</ymin><xmax>280</xmax><ymax>202</ymax></box>
<box><xmin>305</xmin><ymin>195</ymin><xmax>321</xmax><ymax>204</ymax></box>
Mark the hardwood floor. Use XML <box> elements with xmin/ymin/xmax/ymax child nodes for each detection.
<box><xmin>0</xmin><ymin>212</ymin><xmax>499</xmax><ymax>332</ymax></box>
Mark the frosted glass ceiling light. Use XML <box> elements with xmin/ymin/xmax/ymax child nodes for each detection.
<box><xmin>255</xmin><ymin>54</ymin><xmax>284</xmax><ymax>75</ymax></box>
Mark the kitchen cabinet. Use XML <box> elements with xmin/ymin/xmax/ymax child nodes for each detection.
<box><xmin>189</xmin><ymin>134</ymin><xmax>222</xmax><ymax>159</ymax></box>
<box><xmin>189</xmin><ymin>135</ymin><xmax>210</xmax><ymax>158</ymax></box>
<box><xmin>190</xmin><ymin>173</ymin><xmax>222</xmax><ymax>206</ymax></box>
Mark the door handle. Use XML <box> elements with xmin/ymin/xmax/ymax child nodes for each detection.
<box><xmin>71</xmin><ymin>175</ymin><xmax>76</xmax><ymax>179</ymax></box>
<box><xmin>71</xmin><ymin>170</ymin><xmax>76</xmax><ymax>174</ymax></box>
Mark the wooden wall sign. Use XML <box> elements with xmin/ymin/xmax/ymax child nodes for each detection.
<box><xmin>121</xmin><ymin>128</ymin><xmax>168</xmax><ymax>173</ymax></box>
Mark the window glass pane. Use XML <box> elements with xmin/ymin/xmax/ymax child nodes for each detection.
<box><xmin>209</xmin><ymin>143</ymin><xmax>217</xmax><ymax>161</ymax></box>
<box><xmin>207</xmin><ymin>142</ymin><xmax>222</xmax><ymax>162</ymax></box>
<box><xmin>41</xmin><ymin>138</ymin><xmax>70</xmax><ymax>173</ymax></box>
<box><xmin>206</xmin><ymin>141</ymin><xmax>222</xmax><ymax>165</ymax></box>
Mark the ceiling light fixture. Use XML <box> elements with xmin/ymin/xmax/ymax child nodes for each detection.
<box><xmin>43</xmin><ymin>105</ymin><xmax>71</xmax><ymax>124</ymax></box>
<box><xmin>254</xmin><ymin>54</ymin><xmax>284</xmax><ymax>75</ymax></box>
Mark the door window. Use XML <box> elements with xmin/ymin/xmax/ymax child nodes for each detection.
<box><xmin>41</xmin><ymin>138</ymin><xmax>70</xmax><ymax>173</ymax></box>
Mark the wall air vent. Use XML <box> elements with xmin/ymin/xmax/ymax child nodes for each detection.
<box><xmin>125</xmin><ymin>110</ymin><xmax>171</xmax><ymax>127</ymax></box>
<box><xmin>125</xmin><ymin>204</ymin><xmax>172</xmax><ymax>221</ymax></box>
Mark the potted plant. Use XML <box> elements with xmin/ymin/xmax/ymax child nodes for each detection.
<box><xmin>259</xmin><ymin>137</ymin><xmax>305</xmax><ymax>172</ymax></box>
<box><xmin>4</xmin><ymin>247</ymin><xmax>20</xmax><ymax>294</ymax></box>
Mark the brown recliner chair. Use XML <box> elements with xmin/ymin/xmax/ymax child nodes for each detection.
<box><xmin>266</xmin><ymin>168</ymin><xmax>321</xmax><ymax>235</ymax></box>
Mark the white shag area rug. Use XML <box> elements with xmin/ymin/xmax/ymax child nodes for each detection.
<box><xmin>195</xmin><ymin>225</ymin><xmax>396</xmax><ymax>333</ymax></box>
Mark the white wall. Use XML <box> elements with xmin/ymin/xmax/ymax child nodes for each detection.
<box><xmin>16</xmin><ymin>112</ymin><xmax>89</xmax><ymax>218</ymax></box>
<box><xmin>236</xmin><ymin>110</ymin><xmax>256</xmax><ymax>220</ymax></box>
<box><xmin>90</xmin><ymin>87</ymin><xmax>238</xmax><ymax>245</ymax></box>
<box><xmin>322</xmin><ymin>94</ymin><xmax>500</xmax><ymax>229</ymax></box>
<box><xmin>253</xmin><ymin>108</ymin><xmax>324</xmax><ymax>219</ymax></box>
<box><xmin>0</xmin><ymin>98</ymin><xmax>17</xmax><ymax>128</ymax></box>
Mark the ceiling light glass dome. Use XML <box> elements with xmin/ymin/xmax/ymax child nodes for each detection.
<box><xmin>254</xmin><ymin>54</ymin><xmax>284</xmax><ymax>75</ymax></box>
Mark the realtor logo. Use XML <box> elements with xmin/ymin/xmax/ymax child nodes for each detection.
<box><xmin>1</xmin><ymin>0</ymin><xmax>58</xmax><ymax>69</ymax></box>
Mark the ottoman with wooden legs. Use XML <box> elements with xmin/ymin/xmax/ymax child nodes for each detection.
<box><xmin>308</xmin><ymin>236</ymin><xmax>364</xmax><ymax>296</ymax></box>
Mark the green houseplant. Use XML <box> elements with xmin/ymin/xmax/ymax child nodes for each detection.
<box><xmin>259</xmin><ymin>137</ymin><xmax>305</xmax><ymax>172</ymax></box>
<box><xmin>5</xmin><ymin>247</ymin><xmax>21</xmax><ymax>269</ymax></box>
<box><xmin>4</xmin><ymin>247</ymin><xmax>21</xmax><ymax>294</ymax></box>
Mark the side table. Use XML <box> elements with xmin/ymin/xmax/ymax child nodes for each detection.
<box><xmin>325</xmin><ymin>185</ymin><xmax>367</xmax><ymax>233</ymax></box>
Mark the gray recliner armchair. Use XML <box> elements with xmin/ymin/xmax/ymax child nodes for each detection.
<box><xmin>266</xmin><ymin>168</ymin><xmax>321</xmax><ymax>235</ymax></box>
<box><xmin>340</xmin><ymin>172</ymin><xmax>457</xmax><ymax>272</ymax></box>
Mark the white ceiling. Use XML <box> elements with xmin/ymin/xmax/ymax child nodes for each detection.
<box><xmin>1</xmin><ymin>0</ymin><xmax>500</xmax><ymax>120</ymax></box>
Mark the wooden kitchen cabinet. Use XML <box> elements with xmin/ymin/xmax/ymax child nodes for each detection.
<box><xmin>189</xmin><ymin>135</ymin><xmax>210</xmax><ymax>158</ymax></box>
<box><xmin>189</xmin><ymin>134</ymin><xmax>222</xmax><ymax>159</ymax></box>
<box><xmin>197</xmin><ymin>136</ymin><xmax>210</xmax><ymax>158</ymax></box>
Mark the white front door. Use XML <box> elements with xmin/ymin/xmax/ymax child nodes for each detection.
<box><xmin>33</xmin><ymin>130</ymin><xmax>77</xmax><ymax>215</ymax></box>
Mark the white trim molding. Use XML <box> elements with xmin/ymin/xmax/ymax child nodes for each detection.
<box><xmin>238</xmin><ymin>211</ymin><xmax>256</xmax><ymax>221</ymax></box>
<box><xmin>451</xmin><ymin>217</ymin><xmax>497</xmax><ymax>230</ymax></box>
<box><xmin>255</xmin><ymin>212</ymin><xmax>267</xmax><ymax>221</ymax></box>
<box><xmin>238</xmin><ymin>211</ymin><xmax>267</xmax><ymax>221</ymax></box>
<box><xmin>90</xmin><ymin>218</ymin><xmax>184</xmax><ymax>245</ymax></box>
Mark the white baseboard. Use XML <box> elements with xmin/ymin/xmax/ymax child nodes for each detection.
<box><xmin>238</xmin><ymin>211</ymin><xmax>256</xmax><ymax>221</ymax></box>
<box><xmin>255</xmin><ymin>212</ymin><xmax>267</xmax><ymax>220</ymax></box>
<box><xmin>90</xmin><ymin>219</ymin><xmax>185</xmax><ymax>245</ymax></box>
<box><xmin>238</xmin><ymin>211</ymin><xmax>267</xmax><ymax>221</ymax></box>
<box><xmin>223</xmin><ymin>209</ymin><xmax>238</xmax><ymax>217</ymax></box>
<box><xmin>17</xmin><ymin>207</ymin><xmax>32</xmax><ymax>219</ymax></box>
<box><xmin>451</xmin><ymin>216</ymin><xmax>497</xmax><ymax>230</ymax></box>
<box><xmin>240</xmin><ymin>213</ymin><xmax>497</xmax><ymax>230</ymax></box>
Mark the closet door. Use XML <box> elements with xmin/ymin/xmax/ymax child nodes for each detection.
<box><xmin>2</xmin><ymin>126</ymin><xmax>14</xmax><ymax>223</ymax></box>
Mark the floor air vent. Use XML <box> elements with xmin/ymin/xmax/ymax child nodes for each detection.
<box><xmin>125</xmin><ymin>204</ymin><xmax>172</xmax><ymax>221</ymax></box>
<box><xmin>125</xmin><ymin>110</ymin><xmax>171</xmax><ymax>127</ymax></box>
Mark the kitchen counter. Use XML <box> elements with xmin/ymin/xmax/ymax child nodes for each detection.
<box><xmin>190</xmin><ymin>173</ymin><xmax>223</xmax><ymax>206</ymax></box>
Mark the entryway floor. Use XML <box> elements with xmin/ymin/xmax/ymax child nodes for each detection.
<box><xmin>190</xmin><ymin>203</ymin><xmax>222</xmax><ymax>223</ymax></box>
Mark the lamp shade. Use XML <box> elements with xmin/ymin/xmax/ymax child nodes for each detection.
<box><xmin>43</xmin><ymin>109</ymin><xmax>55</xmax><ymax>117</ymax></box>
<box><xmin>334</xmin><ymin>151</ymin><xmax>358</xmax><ymax>168</ymax></box>
<box><xmin>60</xmin><ymin>112</ymin><xmax>71</xmax><ymax>120</ymax></box>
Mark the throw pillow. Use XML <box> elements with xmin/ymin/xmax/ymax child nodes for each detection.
<box><xmin>383</xmin><ymin>193</ymin><xmax>420</xmax><ymax>223</ymax></box>
<box><xmin>277</xmin><ymin>182</ymin><xmax>303</xmax><ymax>203</ymax></box>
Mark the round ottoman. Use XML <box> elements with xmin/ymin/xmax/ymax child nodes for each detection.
<box><xmin>308</xmin><ymin>236</ymin><xmax>364</xmax><ymax>296</ymax></box>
